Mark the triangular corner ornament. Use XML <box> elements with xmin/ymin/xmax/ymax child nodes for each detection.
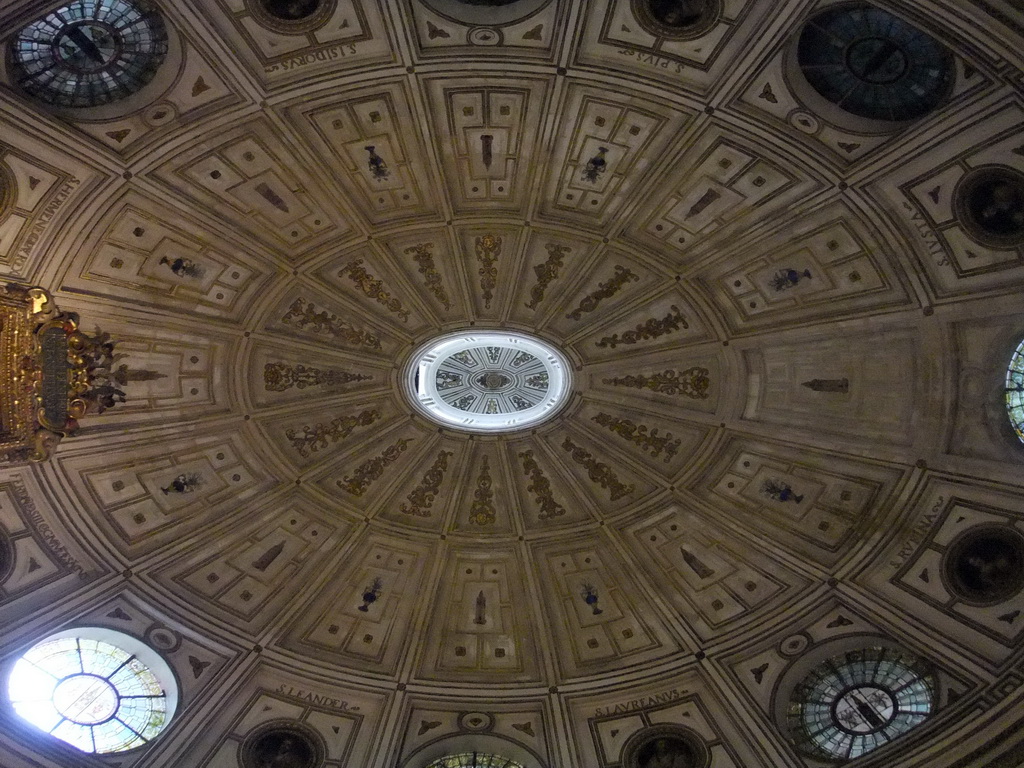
<box><xmin>0</xmin><ymin>285</ymin><xmax>130</xmax><ymax>467</ymax></box>
<box><xmin>106</xmin><ymin>128</ymin><xmax>131</xmax><ymax>143</ymax></box>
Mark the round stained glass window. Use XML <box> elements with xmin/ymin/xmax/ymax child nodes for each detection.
<box><xmin>1007</xmin><ymin>338</ymin><xmax>1024</xmax><ymax>444</ymax></box>
<box><xmin>787</xmin><ymin>647</ymin><xmax>935</xmax><ymax>761</ymax></box>
<box><xmin>425</xmin><ymin>755</ymin><xmax>525</xmax><ymax>768</ymax></box>
<box><xmin>796</xmin><ymin>5</ymin><xmax>954</xmax><ymax>122</ymax></box>
<box><xmin>9</xmin><ymin>0</ymin><xmax>169</xmax><ymax>108</ymax></box>
<box><xmin>7</xmin><ymin>632</ymin><xmax>174</xmax><ymax>753</ymax></box>
<box><xmin>405</xmin><ymin>331</ymin><xmax>572</xmax><ymax>433</ymax></box>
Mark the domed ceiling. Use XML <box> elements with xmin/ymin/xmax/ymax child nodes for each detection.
<box><xmin>0</xmin><ymin>0</ymin><xmax>1023</xmax><ymax>766</ymax></box>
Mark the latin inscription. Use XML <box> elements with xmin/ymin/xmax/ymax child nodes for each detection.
<box><xmin>594</xmin><ymin>687</ymin><xmax>684</xmax><ymax>717</ymax></box>
<box><xmin>902</xmin><ymin>201</ymin><xmax>950</xmax><ymax>267</ymax></box>
<box><xmin>616</xmin><ymin>48</ymin><xmax>686</xmax><ymax>74</ymax></box>
<box><xmin>276</xmin><ymin>684</ymin><xmax>351</xmax><ymax>710</ymax></box>
<box><xmin>888</xmin><ymin>495</ymin><xmax>945</xmax><ymax>569</ymax></box>
<box><xmin>266</xmin><ymin>44</ymin><xmax>358</xmax><ymax>74</ymax></box>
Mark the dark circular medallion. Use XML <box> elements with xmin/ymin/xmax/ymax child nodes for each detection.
<box><xmin>954</xmin><ymin>167</ymin><xmax>1024</xmax><ymax>248</ymax></box>
<box><xmin>8</xmin><ymin>0</ymin><xmax>168</xmax><ymax>108</ymax></box>
<box><xmin>631</xmin><ymin>0</ymin><xmax>722</xmax><ymax>40</ymax></box>
<box><xmin>622</xmin><ymin>725</ymin><xmax>711</xmax><ymax>768</ymax></box>
<box><xmin>245</xmin><ymin>0</ymin><xmax>336</xmax><ymax>32</ymax></box>
<box><xmin>0</xmin><ymin>529</ymin><xmax>14</xmax><ymax>584</ymax></box>
<box><xmin>796</xmin><ymin>4</ymin><xmax>954</xmax><ymax>122</ymax></box>
<box><xmin>261</xmin><ymin>0</ymin><xmax>321</xmax><ymax>20</ymax></box>
<box><xmin>942</xmin><ymin>525</ymin><xmax>1024</xmax><ymax>605</ymax></box>
<box><xmin>240</xmin><ymin>721</ymin><xmax>325</xmax><ymax>768</ymax></box>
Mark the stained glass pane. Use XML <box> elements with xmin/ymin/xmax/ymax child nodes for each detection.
<box><xmin>424</xmin><ymin>754</ymin><xmax>525</xmax><ymax>768</ymax></box>
<box><xmin>1007</xmin><ymin>338</ymin><xmax>1024</xmax><ymax>443</ymax></box>
<box><xmin>8</xmin><ymin>636</ymin><xmax>169</xmax><ymax>754</ymax></box>
<box><xmin>9</xmin><ymin>0</ymin><xmax>168</xmax><ymax>108</ymax></box>
<box><xmin>787</xmin><ymin>647</ymin><xmax>935</xmax><ymax>760</ymax></box>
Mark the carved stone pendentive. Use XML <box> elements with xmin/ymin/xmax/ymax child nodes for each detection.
<box><xmin>338</xmin><ymin>259</ymin><xmax>411</xmax><ymax>322</ymax></box>
<box><xmin>518</xmin><ymin>450</ymin><xmax>565</xmax><ymax>519</ymax></box>
<box><xmin>400</xmin><ymin>450</ymin><xmax>453</xmax><ymax>517</ymax></box>
<box><xmin>603</xmin><ymin>367</ymin><xmax>711</xmax><ymax>399</ymax></box>
<box><xmin>0</xmin><ymin>285</ymin><xmax>127</xmax><ymax>465</ymax></box>
<box><xmin>596</xmin><ymin>305</ymin><xmax>689</xmax><ymax>348</ymax></box>
<box><xmin>621</xmin><ymin>724</ymin><xmax>711</xmax><ymax>768</ymax></box>
<box><xmin>954</xmin><ymin>166</ymin><xmax>1024</xmax><ymax>249</ymax></box>
<box><xmin>468</xmin><ymin>456</ymin><xmax>496</xmax><ymax>526</ymax></box>
<box><xmin>286</xmin><ymin>409</ymin><xmax>380</xmax><ymax>457</ymax></box>
<box><xmin>405</xmin><ymin>243</ymin><xmax>452</xmax><ymax>310</ymax></box>
<box><xmin>239</xmin><ymin>719</ymin><xmax>326</xmax><ymax>768</ymax></box>
<box><xmin>591</xmin><ymin>413</ymin><xmax>681</xmax><ymax>462</ymax></box>
<box><xmin>561</xmin><ymin>437</ymin><xmax>635</xmax><ymax>500</ymax></box>
<box><xmin>525</xmin><ymin>243</ymin><xmax>569</xmax><ymax>310</ymax></box>
<box><xmin>281</xmin><ymin>297</ymin><xmax>381</xmax><ymax>350</ymax></box>
<box><xmin>264</xmin><ymin>363</ymin><xmax>371</xmax><ymax>392</ymax></box>
<box><xmin>942</xmin><ymin>525</ymin><xmax>1024</xmax><ymax>606</ymax></box>
<box><xmin>338</xmin><ymin>438</ymin><xmax>412</xmax><ymax>496</ymax></box>
<box><xmin>566</xmin><ymin>265</ymin><xmax>639</xmax><ymax>321</ymax></box>
<box><xmin>475</xmin><ymin>235</ymin><xmax>501</xmax><ymax>308</ymax></box>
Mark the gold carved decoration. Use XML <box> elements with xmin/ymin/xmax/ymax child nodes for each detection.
<box><xmin>518</xmin><ymin>450</ymin><xmax>565</xmax><ymax>519</ymax></box>
<box><xmin>591</xmin><ymin>413</ymin><xmax>681</xmax><ymax>462</ymax></box>
<box><xmin>338</xmin><ymin>259</ymin><xmax>411</xmax><ymax>322</ymax></box>
<box><xmin>281</xmin><ymin>297</ymin><xmax>381</xmax><ymax>350</ymax></box>
<box><xmin>596</xmin><ymin>305</ymin><xmax>689</xmax><ymax>348</ymax></box>
<box><xmin>525</xmin><ymin>243</ymin><xmax>569</xmax><ymax>310</ymax></box>
<box><xmin>603</xmin><ymin>367</ymin><xmax>711</xmax><ymax>399</ymax></box>
<box><xmin>0</xmin><ymin>285</ymin><xmax>124</xmax><ymax>465</ymax></box>
<box><xmin>468</xmin><ymin>456</ymin><xmax>496</xmax><ymax>526</ymax></box>
<box><xmin>566</xmin><ymin>265</ymin><xmax>639</xmax><ymax>321</ymax></box>
<box><xmin>339</xmin><ymin>438</ymin><xmax>412</xmax><ymax>496</ymax></box>
<box><xmin>400</xmin><ymin>450</ymin><xmax>453</xmax><ymax>517</ymax></box>
<box><xmin>264</xmin><ymin>363</ymin><xmax>371</xmax><ymax>392</ymax></box>
<box><xmin>561</xmin><ymin>437</ymin><xmax>635</xmax><ymax>501</ymax></box>
<box><xmin>405</xmin><ymin>243</ymin><xmax>452</xmax><ymax>310</ymax></box>
<box><xmin>286</xmin><ymin>409</ymin><xmax>380</xmax><ymax>457</ymax></box>
<box><xmin>475</xmin><ymin>235</ymin><xmax>501</xmax><ymax>308</ymax></box>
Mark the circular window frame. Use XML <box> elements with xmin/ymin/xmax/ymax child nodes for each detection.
<box><xmin>784</xmin><ymin>1</ymin><xmax>955</xmax><ymax>135</ymax></box>
<box><xmin>0</xmin><ymin>161</ymin><xmax>17</xmax><ymax>221</ymax></box>
<box><xmin>953</xmin><ymin>165</ymin><xmax>1024</xmax><ymax>250</ymax></box>
<box><xmin>4</xmin><ymin>626</ymin><xmax>179</xmax><ymax>755</ymax></box>
<box><xmin>243</xmin><ymin>0</ymin><xmax>339</xmax><ymax>34</ymax></box>
<box><xmin>620</xmin><ymin>724</ymin><xmax>711</xmax><ymax>768</ymax></box>
<box><xmin>942</xmin><ymin>523</ymin><xmax>1024</xmax><ymax>606</ymax></box>
<box><xmin>416</xmin><ymin>0</ymin><xmax>554</xmax><ymax>28</ymax></box>
<box><xmin>403</xmin><ymin>330</ymin><xmax>573</xmax><ymax>434</ymax></box>
<box><xmin>400</xmin><ymin>733</ymin><xmax>545</xmax><ymax>768</ymax></box>
<box><xmin>239</xmin><ymin>719</ymin><xmax>327</xmax><ymax>768</ymax></box>
<box><xmin>3</xmin><ymin>1</ymin><xmax>182</xmax><ymax>121</ymax></box>
<box><xmin>629</xmin><ymin>0</ymin><xmax>723</xmax><ymax>41</ymax></box>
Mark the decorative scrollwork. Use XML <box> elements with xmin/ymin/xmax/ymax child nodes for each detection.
<box><xmin>400</xmin><ymin>450</ymin><xmax>453</xmax><ymax>517</ymax></box>
<box><xmin>405</xmin><ymin>243</ymin><xmax>452</xmax><ymax>310</ymax></box>
<box><xmin>468</xmin><ymin>456</ymin><xmax>496</xmax><ymax>526</ymax></box>
<box><xmin>286</xmin><ymin>409</ymin><xmax>380</xmax><ymax>457</ymax></box>
<box><xmin>338</xmin><ymin>259</ymin><xmax>410</xmax><ymax>322</ymax></box>
<box><xmin>603</xmin><ymin>367</ymin><xmax>711</xmax><ymax>399</ymax></box>
<box><xmin>525</xmin><ymin>243</ymin><xmax>569</xmax><ymax>310</ymax></box>
<box><xmin>566</xmin><ymin>265</ymin><xmax>638</xmax><ymax>321</ymax></box>
<box><xmin>518</xmin><ymin>450</ymin><xmax>565</xmax><ymax>519</ymax></box>
<box><xmin>591</xmin><ymin>413</ymin><xmax>681</xmax><ymax>462</ymax></box>
<box><xmin>561</xmin><ymin>437</ymin><xmax>634</xmax><ymax>500</ymax></box>
<box><xmin>475</xmin><ymin>235</ymin><xmax>501</xmax><ymax>308</ymax></box>
<box><xmin>596</xmin><ymin>305</ymin><xmax>689</xmax><ymax>348</ymax></box>
<box><xmin>338</xmin><ymin>438</ymin><xmax>412</xmax><ymax>496</ymax></box>
<box><xmin>264</xmin><ymin>363</ymin><xmax>370</xmax><ymax>392</ymax></box>
<box><xmin>281</xmin><ymin>297</ymin><xmax>381</xmax><ymax>350</ymax></box>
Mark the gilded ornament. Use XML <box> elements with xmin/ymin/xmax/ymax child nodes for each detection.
<box><xmin>286</xmin><ymin>409</ymin><xmax>380</xmax><ymax>457</ymax></box>
<box><xmin>525</xmin><ymin>243</ymin><xmax>569</xmax><ymax>310</ymax></box>
<box><xmin>596</xmin><ymin>305</ymin><xmax>689</xmax><ymax>348</ymax></box>
<box><xmin>281</xmin><ymin>297</ymin><xmax>381</xmax><ymax>350</ymax></box>
<box><xmin>400</xmin><ymin>450</ymin><xmax>453</xmax><ymax>517</ymax></box>
<box><xmin>591</xmin><ymin>413</ymin><xmax>681</xmax><ymax>462</ymax></box>
<box><xmin>561</xmin><ymin>437</ymin><xmax>634</xmax><ymax>501</ymax></box>
<box><xmin>603</xmin><ymin>367</ymin><xmax>711</xmax><ymax>399</ymax></box>
<box><xmin>475</xmin><ymin>235</ymin><xmax>501</xmax><ymax>308</ymax></box>
<box><xmin>338</xmin><ymin>259</ymin><xmax>411</xmax><ymax>322</ymax></box>
<box><xmin>264</xmin><ymin>362</ymin><xmax>370</xmax><ymax>392</ymax></box>
<box><xmin>405</xmin><ymin>243</ymin><xmax>452</xmax><ymax>310</ymax></box>
<box><xmin>339</xmin><ymin>438</ymin><xmax>412</xmax><ymax>496</ymax></box>
<box><xmin>518</xmin><ymin>450</ymin><xmax>566</xmax><ymax>519</ymax></box>
<box><xmin>566</xmin><ymin>265</ymin><xmax>639</xmax><ymax>321</ymax></box>
<box><xmin>468</xmin><ymin>456</ymin><xmax>496</xmax><ymax>526</ymax></box>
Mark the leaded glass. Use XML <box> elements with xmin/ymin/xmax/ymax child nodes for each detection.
<box><xmin>9</xmin><ymin>0</ymin><xmax>168</xmax><ymax>108</ymax></box>
<box><xmin>797</xmin><ymin>5</ymin><xmax>954</xmax><ymax>122</ymax></box>
<box><xmin>1008</xmin><ymin>338</ymin><xmax>1024</xmax><ymax>444</ymax></box>
<box><xmin>787</xmin><ymin>647</ymin><xmax>934</xmax><ymax>760</ymax></box>
<box><xmin>8</xmin><ymin>636</ymin><xmax>168</xmax><ymax>753</ymax></box>
<box><xmin>424</xmin><ymin>754</ymin><xmax>525</xmax><ymax>768</ymax></box>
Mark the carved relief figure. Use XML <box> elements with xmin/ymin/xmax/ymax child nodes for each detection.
<box><xmin>638</xmin><ymin>737</ymin><xmax>697</xmax><ymax>768</ymax></box>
